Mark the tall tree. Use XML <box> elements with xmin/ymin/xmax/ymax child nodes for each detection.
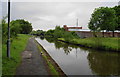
<box><xmin>113</xmin><ymin>5</ymin><xmax>120</xmax><ymax>31</ymax></box>
<box><xmin>88</xmin><ymin>8</ymin><xmax>102</xmax><ymax>37</ymax></box>
<box><xmin>10</xmin><ymin>20</ymin><xmax>22</xmax><ymax>37</ymax></box>
<box><xmin>54</xmin><ymin>26</ymin><xmax>64</xmax><ymax>38</ymax></box>
<box><xmin>10</xmin><ymin>19</ymin><xmax>33</xmax><ymax>34</ymax></box>
<box><xmin>88</xmin><ymin>7</ymin><xmax>117</xmax><ymax>37</ymax></box>
<box><xmin>100</xmin><ymin>7</ymin><xmax>117</xmax><ymax>37</ymax></box>
<box><xmin>2</xmin><ymin>16</ymin><xmax>8</xmax><ymax>43</ymax></box>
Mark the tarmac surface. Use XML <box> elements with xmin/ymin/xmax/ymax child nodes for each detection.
<box><xmin>16</xmin><ymin>37</ymin><xmax>48</xmax><ymax>75</ymax></box>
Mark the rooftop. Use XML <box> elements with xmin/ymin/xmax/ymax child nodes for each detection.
<box><xmin>68</xmin><ymin>29</ymin><xmax>120</xmax><ymax>32</ymax></box>
<box><xmin>68</xmin><ymin>29</ymin><xmax>90</xmax><ymax>31</ymax></box>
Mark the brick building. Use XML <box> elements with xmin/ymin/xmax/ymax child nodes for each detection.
<box><xmin>76</xmin><ymin>31</ymin><xmax>120</xmax><ymax>38</ymax></box>
<box><xmin>63</xmin><ymin>25</ymin><xmax>82</xmax><ymax>31</ymax></box>
<box><xmin>63</xmin><ymin>25</ymin><xmax>120</xmax><ymax>38</ymax></box>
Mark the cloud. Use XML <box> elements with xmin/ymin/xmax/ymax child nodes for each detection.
<box><xmin>2</xmin><ymin>2</ymin><xmax>118</xmax><ymax>30</ymax></box>
<box><xmin>38</xmin><ymin>16</ymin><xmax>56</xmax><ymax>22</ymax></box>
<box><xmin>68</xmin><ymin>11</ymin><xmax>77</xmax><ymax>19</ymax></box>
<box><xmin>2</xmin><ymin>0</ymin><xmax>120</xmax><ymax>2</ymax></box>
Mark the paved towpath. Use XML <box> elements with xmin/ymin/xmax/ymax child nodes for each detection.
<box><xmin>16</xmin><ymin>37</ymin><xmax>48</xmax><ymax>75</ymax></box>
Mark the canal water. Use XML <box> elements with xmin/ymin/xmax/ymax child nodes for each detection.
<box><xmin>35</xmin><ymin>37</ymin><xmax>119</xmax><ymax>76</ymax></box>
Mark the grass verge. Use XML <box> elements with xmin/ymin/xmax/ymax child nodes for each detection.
<box><xmin>2</xmin><ymin>34</ymin><xmax>31</xmax><ymax>75</ymax></box>
<box><xmin>35</xmin><ymin>40</ymin><xmax>66</xmax><ymax>77</ymax></box>
<box><xmin>58</xmin><ymin>37</ymin><xmax>120</xmax><ymax>52</ymax></box>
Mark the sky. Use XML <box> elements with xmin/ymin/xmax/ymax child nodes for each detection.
<box><xmin>1</xmin><ymin>0</ymin><xmax>119</xmax><ymax>31</ymax></box>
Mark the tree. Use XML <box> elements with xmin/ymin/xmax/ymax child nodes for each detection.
<box><xmin>19</xmin><ymin>20</ymin><xmax>32</xmax><ymax>34</ymax></box>
<box><xmin>2</xmin><ymin>18</ymin><xmax>32</xmax><ymax>43</ymax></box>
<box><xmin>100</xmin><ymin>7</ymin><xmax>117</xmax><ymax>37</ymax></box>
<box><xmin>44</xmin><ymin>26</ymin><xmax>79</xmax><ymax>40</ymax></box>
<box><xmin>36</xmin><ymin>30</ymin><xmax>45</xmax><ymax>36</ymax></box>
<box><xmin>88</xmin><ymin>8</ymin><xmax>102</xmax><ymax>37</ymax></box>
<box><xmin>10</xmin><ymin>20</ymin><xmax>22</xmax><ymax>37</ymax></box>
<box><xmin>54</xmin><ymin>26</ymin><xmax>65</xmax><ymax>38</ymax></box>
<box><xmin>30</xmin><ymin>30</ymin><xmax>37</xmax><ymax>35</ymax></box>
<box><xmin>113</xmin><ymin>5</ymin><xmax>120</xmax><ymax>31</ymax></box>
<box><xmin>11</xmin><ymin>19</ymin><xmax>33</xmax><ymax>34</ymax></box>
<box><xmin>2</xmin><ymin>16</ymin><xmax>8</xmax><ymax>43</ymax></box>
<box><xmin>88</xmin><ymin>7</ymin><xmax>117</xmax><ymax>37</ymax></box>
<box><xmin>45</xmin><ymin>29</ymin><xmax>55</xmax><ymax>37</ymax></box>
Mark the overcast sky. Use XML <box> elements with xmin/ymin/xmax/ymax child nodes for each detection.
<box><xmin>1</xmin><ymin>1</ymin><xmax>119</xmax><ymax>31</ymax></box>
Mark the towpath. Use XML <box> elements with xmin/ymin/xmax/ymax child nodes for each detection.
<box><xmin>15</xmin><ymin>37</ymin><xmax>48</xmax><ymax>75</ymax></box>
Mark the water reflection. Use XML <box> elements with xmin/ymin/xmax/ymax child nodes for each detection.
<box><xmin>45</xmin><ymin>37</ymin><xmax>79</xmax><ymax>55</ymax></box>
<box><xmin>37</xmin><ymin>37</ymin><xmax>119</xmax><ymax>76</ymax></box>
<box><xmin>87</xmin><ymin>51</ymin><xmax>119</xmax><ymax>75</ymax></box>
<box><xmin>39</xmin><ymin>36</ymin><xmax>44</xmax><ymax>40</ymax></box>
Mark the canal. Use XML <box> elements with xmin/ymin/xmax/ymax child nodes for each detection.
<box><xmin>35</xmin><ymin>37</ymin><xmax>119</xmax><ymax>76</ymax></box>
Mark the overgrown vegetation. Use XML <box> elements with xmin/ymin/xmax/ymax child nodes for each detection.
<box><xmin>2</xmin><ymin>18</ymin><xmax>32</xmax><ymax>44</ymax></box>
<box><xmin>31</xmin><ymin>26</ymin><xmax>79</xmax><ymax>41</ymax></box>
<box><xmin>58</xmin><ymin>37</ymin><xmax>120</xmax><ymax>51</ymax></box>
<box><xmin>2</xmin><ymin>34</ymin><xmax>31</xmax><ymax>75</ymax></box>
<box><xmin>2</xmin><ymin>17</ymin><xmax>32</xmax><ymax>75</ymax></box>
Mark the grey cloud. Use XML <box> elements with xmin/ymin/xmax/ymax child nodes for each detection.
<box><xmin>2</xmin><ymin>2</ymin><xmax>118</xmax><ymax>30</ymax></box>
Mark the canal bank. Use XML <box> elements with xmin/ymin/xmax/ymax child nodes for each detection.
<box><xmin>35</xmin><ymin>37</ymin><xmax>119</xmax><ymax>76</ymax></box>
<box><xmin>35</xmin><ymin>39</ymin><xmax>67</xmax><ymax>76</ymax></box>
<box><xmin>58</xmin><ymin>37</ymin><xmax>120</xmax><ymax>52</ymax></box>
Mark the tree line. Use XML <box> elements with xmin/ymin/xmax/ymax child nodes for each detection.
<box><xmin>30</xmin><ymin>26</ymin><xmax>79</xmax><ymax>41</ymax></box>
<box><xmin>2</xmin><ymin>18</ymin><xmax>33</xmax><ymax>44</ymax></box>
<box><xmin>88</xmin><ymin>5</ymin><xmax>120</xmax><ymax>37</ymax></box>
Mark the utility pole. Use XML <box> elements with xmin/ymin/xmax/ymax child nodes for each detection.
<box><xmin>7</xmin><ymin>0</ymin><xmax>10</xmax><ymax>58</ymax></box>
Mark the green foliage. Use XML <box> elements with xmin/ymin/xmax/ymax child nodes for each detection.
<box><xmin>30</xmin><ymin>30</ymin><xmax>37</xmax><ymax>35</ymax></box>
<box><xmin>45</xmin><ymin>29</ymin><xmax>55</xmax><ymax>37</ymax></box>
<box><xmin>71</xmin><ymin>31</ymin><xmax>79</xmax><ymax>38</ymax></box>
<box><xmin>88</xmin><ymin>7</ymin><xmax>103</xmax><ymax>32</ymax></box>
<box><xmin>53</xmin><ymin>26</ymin><xmax>64</xmax><ymax>38</ymax></box>
<box><xmin>10</xmin><ymin>20</ymin><xmax>22</xmax><ymax>37</ymax></box>
<box><xmin>60</xmin><ymin>37</ymin><xmax>119</xmax><ymax>51</ymax></box>
<box><xmin>63</xmin><ymin>31</ymin><xmax>74</xmax><ymax>41</ymax></box>
<box><xmin>99</xmin><ymin>7</ymin><xmax>117</xmax><ymax>31</ymax></box>
<box><xmin>2</xmin><ymin>18</ymin><xmax>33</xmax><ymax>44</ymax></box>
<box><xmin>30</xmin><ymin>30</ymin><xmax>45</xmax><ymax>36</ymax></box>
<box><xmin>2</xmin><ymin>34</ymin><xmax>31</xmax><ymax>75</ymax></box>
<box><xmin>11</xmin><ymin>19</ymin><xmax>33</xmax><ymax>34</ymax></box>
<box><xmin>2</xmin><ymin>16</ymin><xmax>8</xmax><ymax>43</ymax></box>
<box><xmin>113</xmin><ymin>5</ymin><xmax>120</xmax><ymax>30</ymax></box>
<box><xmin>88</xmin><ymin>7</ymin><xmax>117</xmax><ymax>37</ymax></box>
<box><xmin>44</xmin><ymin>26</ymin><xmax>79</xmax><ymax>40</ymax></box>
<box><xmin>36</xmin><ymin>30</ymin><xmax>45</xmax><ymax>36</ymax></box>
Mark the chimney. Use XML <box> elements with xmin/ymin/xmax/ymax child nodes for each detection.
<box><xmin>76</xmin><ymin>18</ymin><xmax>78</xmax><ymax>27</ymax></box>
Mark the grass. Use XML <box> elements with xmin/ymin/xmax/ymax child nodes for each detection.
<box><xmin>2</xmin><ymin>34</ymin><xmax>31</xmax><ymax>75</ymax></box>
<box><xmin>0</xmin><ymin>29</ymin><xmax>2</xmax><ymax>77</ymax></box>
<box><xmin>58</xmin><ymin>37</ymin><xmax>120</xmax><ymax>51</ymax></box>
<box><xmin>36</xmin><ymin>41</ymin><xmax>59</xmax><ymax>76</ymax></box>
